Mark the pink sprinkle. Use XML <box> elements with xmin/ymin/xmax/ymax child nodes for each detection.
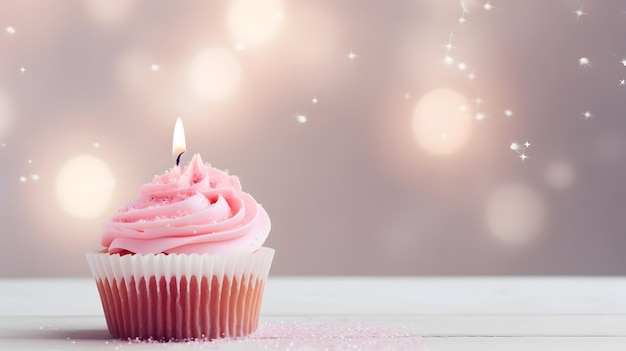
<box><xmin>119</xmin><ymin>321</ymin><xmax>422</xmax><ymax>350</ymax></box>
<box><xmin>247</xmin><ymin>320</ymin><xmax>423</xmax><ymax>350</ymax></box>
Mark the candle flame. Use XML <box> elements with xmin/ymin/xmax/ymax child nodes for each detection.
<box><xmin>172</xmin><ymin>117</ymin><xmax>186</xmax><ymax>160</ymax></box>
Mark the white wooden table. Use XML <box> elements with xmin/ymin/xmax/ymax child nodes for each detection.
<box><xmin>1</xmin><ymin>277</ymin><xmax>626</xmax><ymax>350</ymax></box>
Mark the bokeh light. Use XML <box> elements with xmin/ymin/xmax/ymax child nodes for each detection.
<box><xmin>227</xmin><ymin>0</ymin><xmax>284</xmax><ymax>47</ymax></box>
<box><xmin>0</xmin><ymin>91</ymin><xmax>11</xmax><ymax>136</ymax></box>
<box><xmin>84</xmin><ymin>0</ymin><xmax>135</xmax><ymax>26</ymax></box>
<box><xmin>545</xmin><ymin>160</ymin><xmax>575</xmax><ymax>190</ymax></box>
<box><xmin>485</xmin><ymin>182</ymin><xmax>546</xmax><ymax>245</ymax></box>
<box><xmin>412</xmin><ymin>89</ymin><xmax>472</xmax><ymax>155</ymax></box>
<box><xmin>55</xmin><ymin>155</ymin><xmax>115</xmax><ymax>219</ymax></box>
<box><xmin>188</xmin><ymin>47</ymin><xmax>242</xmax><ymax>102</ymax></box>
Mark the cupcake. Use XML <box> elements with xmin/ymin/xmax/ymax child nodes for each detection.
<box><xmin>86</xmin><ymin>152</ymin><xmax>273</xmax><ymax>341</ymax></box>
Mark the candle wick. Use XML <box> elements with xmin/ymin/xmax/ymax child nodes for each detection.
<box><xmin>176</xmin><ymin>151</ymin><xmax>185</xmax><ymax>167</ymax></box>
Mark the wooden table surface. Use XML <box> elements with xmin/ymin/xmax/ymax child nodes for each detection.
<box><xmin>1</xmin><ymin>277</ymin><xmax>626</xmax><ymax>350</ymax></box>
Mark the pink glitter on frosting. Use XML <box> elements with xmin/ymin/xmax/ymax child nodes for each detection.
<box><xmin>101</xmin><ymin>153</ymin><xmax>270</xmax><ymax>255</ymax></box>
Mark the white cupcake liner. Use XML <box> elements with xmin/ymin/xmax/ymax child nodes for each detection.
<box><xmin>86</xmin><ymin>247</ymin><xmax>274</xmax><ymax>340</ymax></box>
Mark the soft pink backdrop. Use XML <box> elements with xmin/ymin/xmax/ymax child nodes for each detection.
<box><xmin>1</xmin><ymin>0</ymin><xmax>625</xmax><ymax>276</ymax></box>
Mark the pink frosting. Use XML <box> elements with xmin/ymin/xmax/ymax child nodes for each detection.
<box><xmin>102</xmin><ymin>154</ymin><xmax>270</xmax><ymax>255</ymax></box>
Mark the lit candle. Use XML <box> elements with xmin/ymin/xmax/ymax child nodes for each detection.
<box><xmin>172</xmin><ymin>117</ymin><xmax>186</xmax><ymax>166</ymax></box>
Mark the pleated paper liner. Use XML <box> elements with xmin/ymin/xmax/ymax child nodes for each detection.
<box><xmin>86</xmin><ymin>247</ymin><xmax>274</xmax><ymax>341</ymax></box>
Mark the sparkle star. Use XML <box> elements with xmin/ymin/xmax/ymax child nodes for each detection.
<box><xmin>579</xmin><ymin>57</ymin><xmax>591</xmax><ymax>67</ymax></box>
<box><xmin>504</xmin><ymin>109</ymin><xmax>513</xmax><ymax>117</ymax></box>
<box><xmin>510</xmin><ymin>139</ymin><xmax>531</xmax><ymax>161</ymax></box>
<box><xmin>5</xmin><ymin>26</ymin><xmax>16</xmax><ymax>34</ymax></box>
<box><xmin>484</xmin><ymin>1</ymin><xmax>493</xmax><ymax>11</ymax></box>
<box><xmin>574</xmin><ymin>6</ymin><xmax>587</xmax><ymax>20</ymax></box>
<box><xmin>460</xmin><ymin>0</ymin><xmax>470</xmax><ymax>14</ymax></box>
<box><xmin>620</xmin><ymin>79</ymin><xmax>625</xmax><ymax>86</ymax></box>
<box><xmin>295</xmin><ymin>113</ymin><xmax>307</xmax><ymax>124</ymax></box>
<box><xmin>459</xmin><ymin>0</ymin><xmax>469</xmax><ymax>25</ymax></box>
<box><xmin>458</xmin><ymin>2</ymin><xmax>469</xmax><ymax>24</ymax></box>
<box><xmin>346</xmin><ymin>49</ymin><xmax>359</xmax><ymax>63</ymax></box>
<box><xmin>19</xmin><ymin>66</ymin><xmax>26</xmax><ymax>73</ymax></box>
<box><xmin>445</xmin><ymin>32</ymin><xmax>455</xmax><ymax>53</ymax></box>
<box><xmin>150</xmin><ymin>64</ymin><xmax>160</xmax><ymax>71</ymax></box>
<box><xmin>621</xmin><ymin>58</ymin><xmax>626</xmax><ymax>66</ymax></box>
<box><xmin>235</xmin><ymin>42</ymin><xmax>246</xmax><ymax>51</ymax></box>
<box><xmin>311</xmin><ymin>97</ymin><xmax>318</xmax><ymax>104</ymax></box>
<box><xmin>582</xmin><ymin>111</ymin><xmax>593</xmax><ymax>119</ymax></box>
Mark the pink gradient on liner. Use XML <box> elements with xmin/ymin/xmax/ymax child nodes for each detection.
<box><xmin>102</xmin><ymin>153</ymin><xmax>270</xmax><ymax>254</ymax></box>
<box><xmin>96</xmin><ymin>275</ymin><xmax>265</xmax><ymax>340</ymax></box>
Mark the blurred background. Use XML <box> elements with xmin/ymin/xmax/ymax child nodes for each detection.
<box><xmin>1</xmin><ymin>0</ymin><xmax>625</xmax><ymax>277</ymax></box>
